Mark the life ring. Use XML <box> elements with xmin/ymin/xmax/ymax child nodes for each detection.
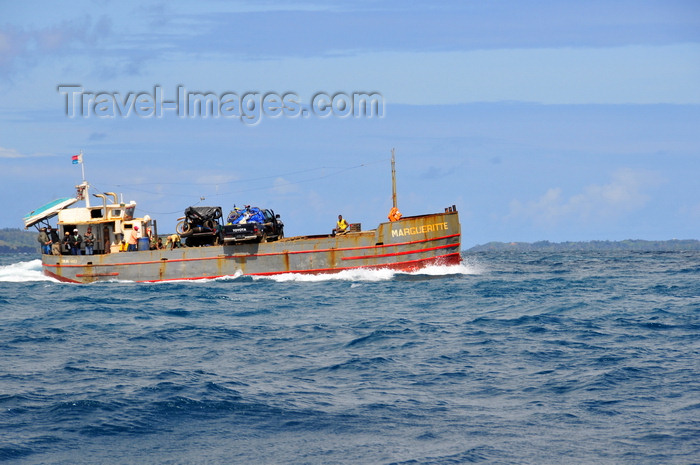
<box><xmin>388</xmin><ymin>207</ymin><xmax>402</xmax><ymax>222</ymax></box>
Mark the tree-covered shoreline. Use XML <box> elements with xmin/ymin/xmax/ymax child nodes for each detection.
<box><xmin>0</xmin><ymin>228</ymin><xmax>40</xmax><ymax>254</ymax></box>
<box><xmin>468</xmin><ymin>239</ymin><xmax>700</xmax><ymax>252</ymax></box>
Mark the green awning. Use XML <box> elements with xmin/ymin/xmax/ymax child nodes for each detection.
<box><xmin>23</xmin><ymin>197</ymin><xmax>78</xmax><ymax>229</ymax></box>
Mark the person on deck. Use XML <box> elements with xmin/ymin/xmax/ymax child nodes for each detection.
<box><xmin>83</xmin><ymin>227</ymin><xmax>95</xmax><ymax>255</ymax></box>
<box><xmin>47</xmin><ymin>226</ymin><xmax>61</xmax><ymax>255</ymax></box>
<box><xmin>127</xmin><ymin>226</ymin><xmax>139</xmax><ymax>252</ymax></box>
<box><xmin>69</xmin><ymin>229</ymin><xmax>82</xmax><ymax>255</ymax></box>
<box><xmin>37</xmin><ymin>227</ymin><xmax>50</xmax><ymax>255</ymax></box>
<box><xmin>103</xmin><ymin>226</ymin><xmax>111</xmax><ymax>254</ymax></box>
<box><xmin>62</xmin><ymin>231</ymin><xmax>71</xmax><ymax>254</ymax></box>
<box><xmin>332</xmin><ymin>215</ymin><xmax>349</xmax><ymax>235</ymax></box>
<box><xmin>166</xmin><ymin>234</ymin><xmax>181</xmax><ymax>250</ymax></box>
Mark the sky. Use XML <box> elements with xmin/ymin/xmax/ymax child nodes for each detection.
<box><xmin>1</xmin><ymin>0</ymin><xmax>699</xmax><ymax>245</ymax></box>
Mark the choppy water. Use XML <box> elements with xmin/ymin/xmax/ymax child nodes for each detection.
<box><xmin>1</xmin><ymin>251</ymin><xmax>699</xmax><ymax>464</ymax></box>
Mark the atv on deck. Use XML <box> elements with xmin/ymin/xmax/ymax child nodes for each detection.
<box><xmin>176</xmin><ymin>206</ymin><xmax>223</xmax><ymax>247</ymax></box>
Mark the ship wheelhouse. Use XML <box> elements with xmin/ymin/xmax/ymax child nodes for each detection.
<box><xmin>24</xmin><ymin>182</ymin><xmax>154</xmax><ymax>255</ymax></box>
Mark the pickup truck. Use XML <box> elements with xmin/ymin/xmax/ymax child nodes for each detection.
<box><xmin>222</xmin><ymin>207</ymin><xmax>284</xmax><ymax>243</ymax></box>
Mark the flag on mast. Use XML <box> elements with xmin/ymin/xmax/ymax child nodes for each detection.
<box><xmin>71</xmin><ymin>153</ymin><xmax>83</xmax><ymax>164</ymax></box>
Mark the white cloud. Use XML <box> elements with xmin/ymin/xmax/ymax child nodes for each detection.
<box><xmin>272</xmin><ymin>177</ymin><xmax>301</xmax><ymax>195</ymax></box>
<box><xmin>507</xmin><ymin>168</ymin><xmax>663</xmax><ymax>226</ymax></box>
<box><xmin>0</xmin><ymin>146</ymin><xmax>51</xmax><ymax>158</ymax></box>
<box><xmin>0</xmin><ymin>146</ymin><xmax>23</xmax><ymax>158</ymax></box>
<box><xmin>0</xmin><ymin>16</ymin><xmax>112</xmax><ymax>77</ymax></box>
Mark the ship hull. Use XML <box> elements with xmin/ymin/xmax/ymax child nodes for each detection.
<box><xmin>42</xmin><ymin>212</ymin><xmax>461</xmax><ymax>283</ymax></box>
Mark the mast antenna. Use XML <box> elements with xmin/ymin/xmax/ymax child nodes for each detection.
<box><xmin>74</xmin><ymin>149</ymin><xmax>91</xmax><ymax>208</ymax></box>
<box><xmin>391</xmin><ymin>148</ymin><xmax>397</xmax><ymax>209</ymax></box>
<box><xmin>80</xmin><ymin>149</ymin><xmax>86</xmax><ymax>183</ymax></box>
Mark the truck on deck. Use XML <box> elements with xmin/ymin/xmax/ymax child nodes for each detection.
<box><xmin>221</xmin><ymin>206</ymin><xmax>284</xmax><ymax>243</ymax></box>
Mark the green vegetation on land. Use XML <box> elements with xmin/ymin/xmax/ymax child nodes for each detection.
<box><xmin>0</xmin><ymin>228</ymin><xmax>41</xmax><ymax>254</ymax></box>
<box><xmin>468</xmin><ymin>239</ymin><xmax>700</xmax><ymax>252</ymax></box>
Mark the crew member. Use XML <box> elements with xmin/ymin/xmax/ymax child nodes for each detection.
<box><xmin>84</xmin><ymin>227</ymin><xmax>95</xmax><ymax>255</ymax></box>
<box><xmin>37</xmin><ymin>227</ymin><xmax>50</xmax><ymax>255</ymax></box>
<box><xmin>47</xmin><ymin>226</ymin><xmax>61</xmax><ymax>255</ymax></box>
<box><xmin>127</xmin><ymin>226</ymin><xmax>139</xmax><ymax>252</ymax></box>
<box><xmin>69</xmin><ymin>229</ymin><xmax>82</xmax><ymax>255</ymax></box>
<box><xmin>62</xmin><ymin>231</ymin><xmax>71</xmax><ymax>254</ymax></box>
<box><xmin>166</xmin><ymin>234</ymin><xmax>181</xmax><ymax>249</ymax></box>
<box><xmin>103</xmin><ymin>226</ymin><xmax>111</xmax><ymax>254</ymax></box>
<box><xmin>333</xmin><ymin>214</ymin><xmax>349</xmax><ymax>235</ymax></box>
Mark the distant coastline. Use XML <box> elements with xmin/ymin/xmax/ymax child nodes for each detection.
<box><xmin>2</xmin><ymin>228</ymin><xmax>699</xmax><ymax>254</ymax></box>
<box><xmin>468</xmin><ymin>239</ymin><xmax>700</xmax><ymax>252</ymax></box>
<box><xmin>0</xmin><ymin>228</ymin><xmax>40</xmax><ymax>254</ymax></box>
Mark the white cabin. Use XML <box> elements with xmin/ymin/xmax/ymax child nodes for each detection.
<box><xmin>25</xmin><ymin>181</ymin><xmax>154</xmax><ymax>254</ymax></box>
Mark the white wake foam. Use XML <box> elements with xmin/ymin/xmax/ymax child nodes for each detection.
<box><xmin>254</xmin><ymin>262</ymin><xmax>480</xmax><ymax>283</ymax></box>
<box><xmin>0</xmin><ymin>259</ymin><xmax>481</xmax><ymax>284</ymax></box>
<box><xmin>0</xmin><ymin>259</ymin><xmax>55</xmax><ymax>282</ymax></box>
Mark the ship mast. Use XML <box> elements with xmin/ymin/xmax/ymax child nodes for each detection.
<box><xmin>79</xmin><ymin>149</ymin><xmax>86</xmax><ymax>183</ymax></box>
<box><xmin>76</xmin><ymin>150</ymin><xmax>90</xmax><ymax>208</ymax></box>
<box><xmin>391</xmin><ymin>148</ymin><xmax>397</xmax><ymax>209</ymax></box>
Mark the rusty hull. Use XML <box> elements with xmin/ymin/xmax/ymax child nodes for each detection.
<box><xmin>43</xmin><ymin>211</ymin><xmax>461</xmax><ymax>283</ymax></box>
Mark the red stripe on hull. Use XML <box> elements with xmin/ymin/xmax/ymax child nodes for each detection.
<box><xmin>221</xmin><ymin>252</ymin><xmax>463</xmax><ymax>278</ymax></box>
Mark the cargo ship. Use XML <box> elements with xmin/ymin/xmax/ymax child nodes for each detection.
<box><xmin>24</xmin><ymin>153</ymin><xmax>461</xmax><ymax>283</ymax></box>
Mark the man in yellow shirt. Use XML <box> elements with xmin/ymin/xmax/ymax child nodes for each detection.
<box><xmin>333</xmin><ymin>214</ymin><xmax>349</xmax><ymax>235</ymax></box>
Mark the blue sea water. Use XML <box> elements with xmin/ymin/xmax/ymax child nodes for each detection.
<box><xmin>0</xmin><ymin>251</ymin><xmax>698</xmax><ymax>464</ymax></box>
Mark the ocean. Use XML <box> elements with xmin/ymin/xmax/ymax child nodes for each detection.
<box><xmin>0</xmin><ymin>251</ymin><xmax>698</xmax><ymax>464</ymax></box>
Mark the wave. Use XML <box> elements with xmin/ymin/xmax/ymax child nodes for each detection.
<box><xmin>0</xmin><ymin>257</ymin><xmax>481</xmax><ymax>284</ymax></box>
<box><xmin>0</xmin><ymin>259</ymin><xmax>56</xmax><ymax>283</ymax></box>
<box><xmin>254</xmin><ymin>262</ymin><xmax>481</xmax><ymax>283</ymax></box>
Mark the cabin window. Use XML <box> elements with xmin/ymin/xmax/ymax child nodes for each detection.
<box><xmin>90</xmin><ymin>209</ymin><xmax>103</xmax><ymax>219</ymax></box>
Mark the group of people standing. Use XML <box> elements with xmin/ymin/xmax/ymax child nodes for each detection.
<box><xmin>37</xmin><ymin>226</ymin><xmax>95</xmax><ymax>256</ymax></box>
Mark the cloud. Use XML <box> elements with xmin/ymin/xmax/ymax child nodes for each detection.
<box><xmin>272</xmin><ymin>177</ymin><xmax>301</xmax><ymax>195</ymax></box>
<box><xmin>507</xmin><ymin>168</ymin><xmax>663</xmax><ymax>226</ymax></box>
<box><xmin>88</xmin><ymin>132</ymin><xmax>107</xmax><ymax>141</ymax></box>
<box><xmin>420</xmin><ymin>165</ymin><xmax>457</xmax><ymax>180</ymax></box>
<box><xmin>0</xmin><ymin>146</ymin><xmax>24</xmax><ymax>158</ymax></box>
<box><xmin>154</xmin><ymin>2</ymin><xmax>700</xmax><ymax>59</ymax></box>
<box><xmin>0</xmin><ymin>146</ymin><xmax>51</xmax><ymax>158</ymax></box>
<box><xmin>0</xmin><ymin>15</ymin><xmax>112</xmax><ymax>77</ymax></box>
<box><xmin>0</xmin><ymin>28</ymin><xmax>30</xmax><ymax>74</ymax></box>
